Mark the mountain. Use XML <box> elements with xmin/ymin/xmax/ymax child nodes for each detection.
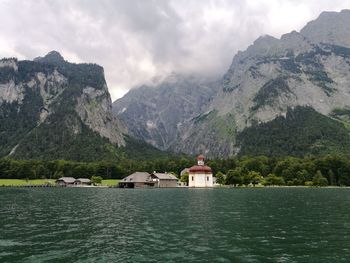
<box><xmin>300</xmin><ymin>10</ymin><xmax>350</xmax><ymax>48</ymax></box>
<box><xmin>113</xmin><ymin>74</ymin><xmax>219</xmax><ymax>150</ymax></box>
<box><xmin>114</xmin><ymin>10</ymin><xmax>350</xmax><ymax>157</ymax></box>
<box><xmin>0</xmin><ymin>51</ymin><xmax>128</xmax><ymax>161</ymax></box>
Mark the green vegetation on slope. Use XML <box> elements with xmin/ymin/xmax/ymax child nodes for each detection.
<box><xmin>0</xmin><ymin>87</ymin><xmax>45</xmax><ymax>157</ymax></box>
<box><xmin>191</xmin><ymin>110</ymin><xmax>236</xmax><ymax>140</ymax></box>
<box><xmin>117</xmin><ymin>135</ymin><xmax>176</xmax><ymax>161</ymax></box>
<box><xmin>177</xmin><ymin>110</ymin><xmax>237</xmax><ymax>157</ymax></box>
<box><xmin>237</xmin><ymin>106</ymin><xmax>350</xmax><ymax>157</ymax></box>
<box><xmin>12</xmin><ymin>114</ymin><xmax>120</xmax><ymax>162</ymax></box>
<box><xmin>252</xmin><ymin>77</ymin><xmax>292</xmax><ymax>111</ymax></box>
<box><xmin>330</xmin><ymin>107</ymin><xmax>350</xmax><ymax>122</ymax></box>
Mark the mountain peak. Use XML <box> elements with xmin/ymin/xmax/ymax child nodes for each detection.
<box><xmin>253</xmin><ymin>35</ymin><xmax>278</xmax><ymax>46</ymax></box>
<box><xmin>45</xmin><ymin>50</ymin><xmax>64</xmax><ymax>60</ymax></box>
<box><xmin>300</xmin><ymin>9</ymin><xmax>350</xmax><ymax>47</ymax></box>
<box><xmin>318</xmin><ymin>9</ymin><xmax>350</xmax><ymax>18</ymax></box>
<box><xmin>34</xmin><ymin>50</ymin><xmax>65</xmax><ymax>64</ymax></box>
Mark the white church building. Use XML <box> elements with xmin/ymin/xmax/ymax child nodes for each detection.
<box><xmin>188</xmin><ymin>155</ymin><xmax>213</xmax><ymax>187</ymax></box>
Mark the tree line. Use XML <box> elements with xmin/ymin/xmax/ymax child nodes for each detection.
<box><xmin>207</xmin><ymin>155</ymin><xmax>350</xmax><ymax>187</ymax></box>
<box><xmin>1</xmin><ymin>155</ymin><xmax>350</xmax><ymax>186</ymax></box>
<box><xmin>0</xmin><ymin>157</ymin><xmax>194</xmax><ymax>180</ymax></box>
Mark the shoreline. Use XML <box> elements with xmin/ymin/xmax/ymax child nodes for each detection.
<box><xmin>1</xmin><ymin>184</ymin><xmax>349</xmax><ymax>189</ymax></box>
<box><xmin>0</xmin><ymin>179</ymin><xmax>120</xmax><ymax>188</ymax></box>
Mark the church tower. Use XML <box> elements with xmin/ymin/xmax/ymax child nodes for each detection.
<box><xmin>188</xmin><ymin>155</ymin><xmax>213</xmax><ymax>187</ymax></box>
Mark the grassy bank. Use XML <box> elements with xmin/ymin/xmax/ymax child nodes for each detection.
<box><xmin>0</xmin><ymin>179</ymin><xmax>56</xmax><ymax>186</ymax></box>
<box><xmin>0</xmin><ymin>179</ymin><xmax>120</xmax><ymax>187</ymax></box>
<box><xmin>101</xmin><ymin>179</ymin><xmax>120</xmax><ymax>186</ymax></box>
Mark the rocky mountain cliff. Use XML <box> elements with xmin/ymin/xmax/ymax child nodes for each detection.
<box><xmin>113</xmin><ymin>74</ymin><xmax>219</xmax><ymax>150</ymax></box>
<box><xmin>114</xmin><ymin>10</ymin><xmax>350</xmax><ymax>157</ymax></box>
<box><xmin>0</xmin><ymin>51</ymin><xmax>126</xmax><ymax>161</ymax></box>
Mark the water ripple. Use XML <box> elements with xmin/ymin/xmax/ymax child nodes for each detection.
<box><xmin>1</xmin><ymin>188</ymin><xmax>350</xmax><ymax>262</ymax></box>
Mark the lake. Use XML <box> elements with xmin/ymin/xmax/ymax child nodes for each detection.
<box><xmin>1</xmin><ymin>188</ymin><xmax>350</xmax><ymax>262</ymax></box>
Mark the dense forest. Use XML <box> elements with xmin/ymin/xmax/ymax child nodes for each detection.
<box><xmin>238</xmin><ymin>107</ymin><xmax>350</xmax><ymax>157</ymax></box>
<box><xmin>1</xmin><ymin>155</ymin><xmax>350</xmax><ymax>186</ymax></box>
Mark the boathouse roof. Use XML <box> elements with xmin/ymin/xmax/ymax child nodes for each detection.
<box><xmin>56</xmin><ymin>177</ymin><xmax>76</xmax><ymax>184</ymax></box>
<box><xmin>76</xmin><ymin>178</ymin><xmax>91</xmax><ymax>183</ymax></box>
<box><xmin>121</xmin><ymin>172</ymin><xmax>152</xmax><ymax>183</ymax></box>
<box><xmin>152</xmin><ymin>173</ymin><xmax>178</xmax><ymax>180</ymax></box>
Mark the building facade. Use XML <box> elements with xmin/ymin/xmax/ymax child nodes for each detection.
<box><xmin>119</xmin><ymin>172</ymin><xmax>178</xmax><ymax>188</ymax></box>
<box><xmin>56</xmin><ymin>177</ymin><xmax>92</xmax><ymax>186</ymax></box>
<box><xmin>188</xmin><ymin>155</ymin><xmax>213</xmax><ymax>187</ymax></box>
<box><xmin>56</xmin><ymin>177</ymin><xmax>76</xmax><ymax>186</ymax></box>
<box><xmin>151</xmin><ymin>173</ymin><xmax>178</xmax><ymax>187</ymax></box>
<box><xmin>118</xmin><ymin>172</ymin><xmax>155</xmax><ymax>188</ymax></box>
<box><xmin>75</xmin><ymin>178</ymin><xmax>92</xmax><ymax>186</ymax></box>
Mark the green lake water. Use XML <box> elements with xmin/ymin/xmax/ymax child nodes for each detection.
<box><xmin>1</xmin><ymin>188</ymin><xmax>350</xmax><ymax>262</ymax></box>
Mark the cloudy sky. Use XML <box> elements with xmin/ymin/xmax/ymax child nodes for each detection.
<box><xmin>0</xmin><ymin>0</ymin><xmax>349</xmax><ymax>100</ymax></box>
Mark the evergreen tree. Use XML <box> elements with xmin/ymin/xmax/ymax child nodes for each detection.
<box><xmin>226</xmin><ymin>169</ymin><xmax>243</xmax><ymax>186</ymax></box>
<box><xmin>312</xmin><ymin>170</ymin><xmax>328</xmax><ymax>186</ymax></box>
<box><xmin>215</xmin><ymin>172</ymin><xmax>225</xmax><ymax>185</ymax></box>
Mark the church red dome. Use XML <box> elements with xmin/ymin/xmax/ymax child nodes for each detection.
<box><xmin>189</xmin><ymin>165</ymin><xmax>212</xmax><ymax>173</ymax></box>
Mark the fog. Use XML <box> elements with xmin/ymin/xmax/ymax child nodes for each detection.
<box><xmin>0</xmin><ymin>0</ymin><xmax>348</xmax><ymax>100</ymax></box>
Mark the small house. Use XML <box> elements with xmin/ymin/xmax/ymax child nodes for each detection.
<box><xmin>75</xmin><ymin>178</ymin><xmax>91</xmax><ymax>186</ymax></box>
<box><xmin>151</xmin><ymin>172</ymin><xmax>178</xmax><ymax>188</ymax></box>
<box><xmin>56</xmin><ymin>177</ymin><xmax>76</xmax><ymax>186</ymax></box>
<box><xmin>118</xmin><ymin>172</ymin><xmax>155</xmax><ymax>188</ymax></box>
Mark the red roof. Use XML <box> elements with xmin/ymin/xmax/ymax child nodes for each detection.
<box><xmin>197</xmin><ymin>154</ymin><xmax>205</xmax><ymax>160</ymax></box>
<box><xmin>189</xmin><ymin>165</ymin><xmax>212</xmax><ymax>173</ymax></box>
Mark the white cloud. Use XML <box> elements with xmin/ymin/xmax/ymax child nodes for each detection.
<box><xmin>0</xmin><ymin>0</ymin><xmax>349</xmax><ymax>100</ymax></box>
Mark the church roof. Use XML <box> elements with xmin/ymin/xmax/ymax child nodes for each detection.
<box><xmin>197</xmin><ymin>155</ymin><xmax>205</xmax><ymax>160</ymax></box>
<box><xmin>189</xmin><ymin>165</ymin><xmax>212</xmax><ymax>173</ymax></box>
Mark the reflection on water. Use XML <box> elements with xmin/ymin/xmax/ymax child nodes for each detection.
<box><xmin>1</xmin><ymin>188</ymin><xmax>350</xmax><ymax>262</ymax></box>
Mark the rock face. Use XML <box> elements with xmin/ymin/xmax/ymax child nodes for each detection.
<box><xmin>300</xmin><ymin>10</ymin><xmax>350</xmax><ymax>48</ymax></box>
<box><xmin>115</xmin><ymin>9</ymin><xmax>350</xmax><ymax>157</ymax></box>
<box><xmin>75</xmin><ymin>86</ymin><xmax>125</xmax><ymax>145</ymax></box>
<box><xmin>0</xmin><ymin>51</ymin><xmax>125</xmax><ymax>161</ymax></box>
<box><xmin>113</xmin><ymin>74</ymin><xmax>219</xmax><ymax>150</ymax></box>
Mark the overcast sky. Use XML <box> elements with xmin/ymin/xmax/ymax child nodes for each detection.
<box><xmin>0</xmin><ymin>0</ymin><xmax>349</xmax><ymax>100</ymax></box>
